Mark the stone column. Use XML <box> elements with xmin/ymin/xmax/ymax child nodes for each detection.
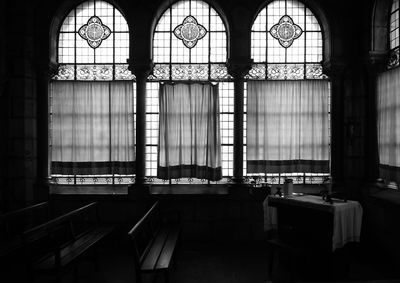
<box><xmin>36</xmin><ymin>62</ymin><xmax>58</xmax><ymax>201</ymax></box>
<box><xmin>130</xmin><ymin>61</ymin><xmax>153</xmax><ymax>185</ymax></box>
<box><xmin>365</xmin><ymin>52</ymin><xmax>387</xmax><ymax>180</ymax></box>
<box><xmin>4</xmin><ymin>1</ymin><xmax>38</xmax><ymax>209</ymax></box>
<box><xmin>322</xmin><ymin>60</ymin><xmax>346</xmax><ymax>188</ymax></box>
<box><xmin>228</xmin><ymin>60</ymin><xmax>252</xmax><ymax>183</ymax></box>
<box><xmin>0</xmin><ymin>0</ymin><xmax>7</xmax><ymax>210</ymax></box>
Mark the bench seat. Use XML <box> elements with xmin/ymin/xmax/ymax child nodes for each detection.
<box><xmin>35</xmin><ymin>225</ymin><xmax>114</xmax><ymax>270</ymax></box>
<box><xmin>141</xmin><ymin>225</ymin><xmax>180</xmax><ymax>272</ymax></box>
<box><xmin>128</xmin><ymin>201</ymin><xmax>181</xmax><ymax>283</ymax></box>
<box><xmin>23</xmin><ymin>202</ymin><xmax>114</xmax><ymax>282</ymax></box>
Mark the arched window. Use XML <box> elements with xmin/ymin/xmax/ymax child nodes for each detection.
<box><xmin>245</xmin><ymin>0</ymin><xmax>330</xmax><ymax>184</ymax></box>
<box><xmin>389</xmin><ymin>0</ymin><xmax>399</xmax><ymax>69</ymax></box>
<box><xmin>248</xmin><ymin>0</ymin><xmax>325</xmax><ymax>79</ymax></box>
<box><xmin>55</xmin><ymin>0</ymin><xmax>133</xmax><ymax>80</ymax></box>
<box><xmin>50</xmin><ymin>0</ymin><xmax>135</xmax><ymax>185</ymax></box>
<box><xmin>148</xmin><ymin>0</ymin><xmax>232</xmax><ymax>183</ymax></box>
<box><xmin>376</xmin><ymin>0</ymin><xmax>400</xmax><ymax>187</ymax></box>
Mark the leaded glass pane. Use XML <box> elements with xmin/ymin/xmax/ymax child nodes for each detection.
<box><xmin>245</xmin><ymin>64</ymin><xmax>267</xmax><ymax>80</ymax></box>
<box><xmin>267</xmin><ymin>63</ymin><xmax>304</xmax><ymax>80</ymax></box>
<box><xmin>149</xmin><ymin>64</ymin><xmax>171</xmax><ymax>80</ymax></box>
<box><xmin>392</xmin><ymin>0</ymin><xmax>399</xmax><ymax>12</ymax></box>
<box><xmin>76</xmin><ymin>65</ymin><xmax>113</xmax><ymax>80</ymax></box>
<box><xmin>388</xmin><ymin>48</ymin><xmax>400</xmax><ymax>69</ymax></box>
<box><xmin>115</xmin><ymin>65</ymin><xmax>136</xmax><ymax>80</ymax></box>
<box><xmin>390</xmin><ymin>3</ymin><xmax>399</xmax><ymax>51</ymax></box>
<box><xmin>210</xmin><ymin>64</ymin><xmax>232</xmax><ymax>80</ymax></box>
<box><xmin>53</xmin><ymin>65</ymin><xmax>75</xmax><ymax>80</ymax></box>
<box><xmin>171</xmin><ymin>64</ymin><xmax>209</xmax><ymax>80</ymax></box>
<box><xmin>305</xmin><ymin>64</ymin><xmax>328</xmax><ymax>79</ymax></box>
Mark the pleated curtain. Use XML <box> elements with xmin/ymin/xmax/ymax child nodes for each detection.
<box><xmin>158</xmin><ymin>82</ymin><xmax>222</xmax><ymax>181</ymax></box>
<box><xmin>247</xmin><ymin>80</ymin><xmax>330</xmax><ymax>173</ymax></box>
<box><xmin>377</xmin><ymin>67</ymin><xmax>400</xmax><ymax>183</ymax></box>
<box><xmin>50</xmin><ymin>81</ymin><xmax>135</xmax><ymax>175</ymax></box>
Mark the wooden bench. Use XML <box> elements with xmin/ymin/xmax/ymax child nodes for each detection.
<box><xmin>23</xmin><ymin>202</ymin><xmax>114</xmax><ymax>282</ymax></box>
<box><xmin>0</xmin><ymin>202</ymin><xmax>49</xmax><ymax>261</ymax></box>
<box><xmin>128</xmin><ymin>201</ymin><xmax>180</xmax><ymax>283</ymax></box>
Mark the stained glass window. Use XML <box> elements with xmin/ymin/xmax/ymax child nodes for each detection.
<box><xmin>245</xmin><ymin>0</ymin><xmax>330</xmax><ymax>183</ymax></box>
<box><xmin>50</xmin><ymin>0</ymin><xmax>135</xmax><ymax>185</ymax></box>
<box><xmin>150</xmin><ymin>0</ymin><xmax>229</xmax><ymax>81</ymax></box>
<box><xmin>148</xmin><ymin>0</ymin><xmax>232</xmax><ymax>183</ymax></box>
<box><xmin>54</xmin><ymin>0</ymin><xmax>134</xmax><ymax>80</ymax></box>
<box><xmin>389</xmin><ymin>0</ymin><xmax>400</xmax><ymax>69</ymax></box>
<box><xmin>248</xmin><ymin>0</ymin><xmax>326</xmax><ymax>80</ymax></box>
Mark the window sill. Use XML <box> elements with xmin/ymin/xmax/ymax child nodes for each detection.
<box><xmin>48</xmin><ymin>183</ymin><xmax>323</xmax><ymax>196</ymax></box>
<box><xmin>148</xmin><ymin>184</ymin><xmax>229</xmax><ymax>195</ymax></box>
<box><xmin>49</xmin><ymin>184</ymin><xmax>128</xmax><ymax>195</ymax></box>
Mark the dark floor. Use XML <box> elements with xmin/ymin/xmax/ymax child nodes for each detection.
<box><xmin>31</xmin><ymin>234</ymin><xmax>400</xmax><ymax>283</ymax></box>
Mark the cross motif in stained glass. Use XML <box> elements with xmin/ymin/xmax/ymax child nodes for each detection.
<box><xmin>269</xmin><ymin>15</ymin><xmax>303</xmax><ymax>48</ymax></box>
<box><xmin>173</xmin><ymin>16</ymin><xmax>207</xmax><ymax>49</ymax></box>
<box><xmin>78</xmin><ymin>16</ymin><xmax>111</xmax><ymax>49</ymax></box>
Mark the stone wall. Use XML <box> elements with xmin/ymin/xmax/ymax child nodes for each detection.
<box><xmin>2</xmin><ymin>1</ymin><xmax>38</xmax><ymax>210</ymax></box>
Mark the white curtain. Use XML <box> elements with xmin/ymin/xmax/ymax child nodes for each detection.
<box><xmin>158</xmin><ymin>83</ymin><xmax>222</xmax><ymax>180</ymax></box>
<box><xmin>247</xmin><ymin>80</ymin><xmax>330</xmax><ymax>173</ymax></box>
<box><xmin>50</xmin><ymin>81</ymin><xmax>135</xmax><ymax>175</ymax></box>
<box><xmin>377</xmin><ymin>67</ymin><xmax>400</xmax><ymax>183</ymax></box>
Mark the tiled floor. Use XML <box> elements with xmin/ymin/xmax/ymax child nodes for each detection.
<box><xmin>35</xmin><ymin>238</ymin><xmax>398</xmax><ymax>283</ymax></box>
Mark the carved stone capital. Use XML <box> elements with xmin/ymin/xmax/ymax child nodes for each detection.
<box><xmin>227</xmin><ymin>58</ymin><xmax>253</xmax><ymax>79</ymax></box>
<box><xmin>37</xmin><ymin>61</ymin><xmax>59</xmax><ymax>81</ymax></box>
<box><xmin>128</xmin><ymin>59</ymin><xmax>154</xmax><ymax>79</ymax></box>
<box><xmin>366</xmin><ymin>51</ymin><xmax>388</xmax><ymax>74</ymax></box>
<box><xmin>321</xmin><ymin>58</ymin><xmax>346</xmax><ymax>79</ymax></box>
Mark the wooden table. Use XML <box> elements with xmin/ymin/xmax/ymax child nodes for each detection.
<box><xmin>265</xmin><ymin>194</ymin><xmax>363</xmax><ymax>252</ymax></box>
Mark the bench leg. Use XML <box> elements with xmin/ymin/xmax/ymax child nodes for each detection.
<box><xmin>135</xmin><ymin>272</ymin><xmax>142</xmax><ymax>283</ymax></box>
<box><xmin>93</xmin><ymin>248</ymin><xmax>100</xmax><ymax>271</ymax></box>
<box><xmin>73</xmin><ymin>264</ymin><xmax>79</xmax><ymax>281</ymax></box>
<box><xmin>164</xmin><ymin>271</ymin><xmax>170</xmax><ymax>283</ymax></box>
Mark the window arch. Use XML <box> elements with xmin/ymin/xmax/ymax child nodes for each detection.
<box><xmin>50</xmin><ymin>0</ymin><xmax>135</xmax><ymax>185</ymax></box>
<box><xmin>247</xmin><ymin>0</ymin><xmax>326</xmax><ymax>80</ymax></box>
<box><xmin>147</xmin><ymin>0</ymin><xmax>233</xmax><ymax>183</ymax></box>
<box><xmin>54</xmin><ymin>0</ymin><xmax>134</xmax><ymax>80</ymax></box>
<box><xmin>245</xmin><ymin>0</ymin><xmax>330</xmax><ymax>184</ymax></box>
<box><xmin>389</xmin><ymin>0</ymin><xmax>399</xmax><ymax>69</ymax></box>
<box><xmin>150</xmin><ymin>0</ymin><xmax>230</xmax><ymax>80</ymax></box>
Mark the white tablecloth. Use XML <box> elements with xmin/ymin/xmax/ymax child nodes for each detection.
<box><xmin>263</xmin><ymin>194</ymin><xmax>363</xmax><ymax>251</ymax></box>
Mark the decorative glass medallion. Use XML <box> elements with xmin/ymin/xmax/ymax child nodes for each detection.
<box><xmin>173</xmin><ymin>16</ymin><xmax>207</xmax><ymax>48</ymax></box>
<box><xmin>269</xmin><ymin>15</ymin><xmax>303</xmax><ymax>48</ymax></box>
<box><xmin>78</xmin><ymin>16</ymin><xmax>111</xmax><ymax>49</ymax></box>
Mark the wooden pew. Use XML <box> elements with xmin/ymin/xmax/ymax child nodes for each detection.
<box><xmin>23</xmin><ymin>202</ymin><xmax>114</xmax><ymax>282</ymax></box>
<box><xmin>128</xmin><ymin>201</ymin><xmax>180</xmax><ymax>283</ymax></box>
<box><xmin>0</xmin><ymin>202</ymin><xmax>49</xmax><ymax>260</ymax></box>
